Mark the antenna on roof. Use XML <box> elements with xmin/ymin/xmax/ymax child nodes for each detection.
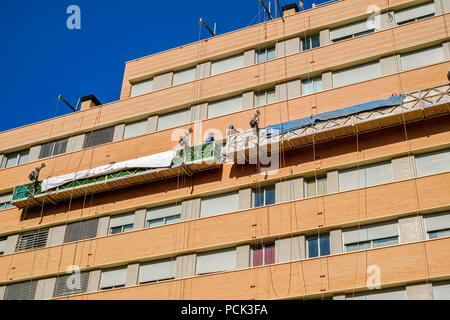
<box><xmin>199</xmin><ymin>18</ymin><xmax>216</xmax><ymax>37</ymax></box>
<box><xmin>57</xmin><ymin>95</ymin><xmax>80</xmax><ymax>112</ymax></box>
<box><xmin>258</xmin><ymin>0</ymin><xmax>274</xmax><ymax>20</ymax></box>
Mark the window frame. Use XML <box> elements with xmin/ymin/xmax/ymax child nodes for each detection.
<box><xmin>147</xmin><ymin>214</ymin><xmax>181</xmax><ymax>228</ymax></box>
<box><xmin>301</xmin><ymin>34</ymin><xmax>320</xmax><ymax>51</ymax></box>
<box><xmin>256</xmin><ymin>46</ymin><xmax>276</xmax><ymax>64</ymax></box>
<box><xmin>250</xmin><ymin>242</ymin><xmax>275</xmax><ymax>267</ymax></box>
<box><xmin>306</xmin><ymin>234</ymin><xmax>331</xmax><ymax>258</ymax></box>
<box><xmin>255</xmin><ymin>88</ymin><xmax>276</xmax><ymax>107</ymax></box>
<box><xmin>39</xmin><ymin>138</ymin><xmax>68</xmax><ymax>159</ymax></box>
<box><xmin>1</xmin><ymin>149</ymin><xmax>29</xmax><ymax>168</ymax></box>
<box><xmin>252</xmin><ymin>185</ymin><xmax>276</xmax><ymax>208</ymax></box>
<box><xmin>304</xmin><ymin>175</ymin><xmax>327</xmax><ymax>198</ymax></box>
<box><xmin>345</xmin><ymin>235</ymin><xmax>399</xmax><ymax>252</ymax></box>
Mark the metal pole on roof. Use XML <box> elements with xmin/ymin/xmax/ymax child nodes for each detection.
<box><xmin>258</xmin><ymin>0</ymin><xmax>274</xmax><ymax>20</ymax></box>
<box><xmin>199</xmin><ymin>18</ymin><xmax>216</xmax><ymax>37</ymax></box>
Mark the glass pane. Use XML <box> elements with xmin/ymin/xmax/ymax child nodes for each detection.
<box><xmin>305</xmin><ymin>179</ymin><xmax>316</xmax><ymax>198</ymax></box>
<box><xmin>53</xmin><ymin>139</ymin><xmax>68</xmax><ymax>156</ymax></box>
<box><xmin>307</xmin><ymin>236</ymin><xmax>319</xmax><ymax>258</ymax></box>
<box><xmin>372</xmin><ymin>236</ymin><xmax>398</xmax><ymax>248</ymax></box>
<box><xmin>302</xmin><ymin>79</ymin><xmax>313</xmax><ymax>95</ymax></box>
<box><xmin>313</xmin><ymin>76</ymin><xmax>323</xmax><ymax>92</ymax></box>
<box><xmin>302</xmin><ymin>37</ymin><xmax>311</xmax><ymax>51</ymax></box>
<box><xmin>317</xmin><ymin>176</ymin><xmax>327</xmax><ymax>196</ymax></box>
<box><xmin>122</xmin><ymin>224</ymin><xmax>134</xmax><ymax>233</ymax></box>
<box><xmin>39</xmin><ymin>142</ymin><xmax>53</xmax><ymax>159</ymax></box>
<box><xmin>110</xmin><ymin>226</ymin><xmax>122</xmax><ymax>235</ymax></box>
<box><xmin>265</xmin><ymin>186</ymin><xmax>275</xmax><ymax>205</ymax></box>
<box><xmin>5</xmin><ymin>154</ymin><xmax>18</xmax><ymax>168</ymax></box>
<box><xmin>264</xmin><ymin>244</ymin><xmax>275</xmax><ymax>265</ymax></box>
<box><xmin>256</xmin><ymin>50</ymin><xmax>266</xmax><ymax>64</ymax></box>
<box><xmin>428</xmin><ymin>229</ymin><xmax>450</xmax><ymax>239</ymax></box>
<box><xmin>311</xmin><ymin>34</ymin><xmax>320</xmax><ymax>48</ymax></box>
<box><xmin>253</xmin><ymin>189</ymin><xmax>265</xmax><ymax>208</ymax></box>
<box><xmin>266</xmin><ymin>89</ymin><xmax>276</xmax><ymax>104</ymax></box>
<box><xmin>256</xmin><ymin>92</ymin><xmax>266</xmax><ymax>107</ymax></box>
<box><xmin>345</xmin><ymin>241</ymin><xmax>371</xmax><ymax>252</ymax></box>
<box><xmin>18</xmin><ymin>151</ymin><xmax>29</xmax><ymax>165</ymax></box>
<box><xmin>319</xmin><ymin>235</ymin><xmax>330</xmax><ymax>256</ymax></box>
<box><xmin>148</xmin><ymin>218</ymin><xmax>165</xmax><ymax>228</ymax></box>
<box><xmin>165</xmin><ymin>215</ymin><xmax>180</xmax><ymax>225</ymax></box>
<box><xmin>267</xmin><ymin>47</ymin><xmax>276</xmax><ymax>60</ymax></box>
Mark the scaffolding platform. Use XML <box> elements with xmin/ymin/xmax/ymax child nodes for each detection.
<box><xmin>12</xmin><ymin>142</ymin><xmax>222</xmax><ymax>208</ymax></box>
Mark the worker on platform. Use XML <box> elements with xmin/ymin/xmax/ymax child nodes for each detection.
<box><xmin>205</xmin><ymin>132</ymin><xmax>215</xmax><ymax>143</ymax></box>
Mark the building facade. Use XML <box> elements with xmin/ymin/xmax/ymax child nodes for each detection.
<box><xmin>0</xmin><ymin>0</ymin><xmax>449</xmax><ymax>300</ymax></box>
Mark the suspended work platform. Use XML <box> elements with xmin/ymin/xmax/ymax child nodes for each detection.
<box><xmin>12</xmin><ymin>142</ymin><xmax>222</xmax><ymax>208</ymax></box>
<box><xmin>224</xmin><ymin>84</ymin><xmax>450</xmax><ymax>161</ymax></box>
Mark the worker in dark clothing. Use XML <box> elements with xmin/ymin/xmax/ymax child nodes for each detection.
<box><xmin>205</xmin><ymin>132</ymin><xmax>215</xmax><ymax>143</ymax></box>
<box><xmin>250</xmin><ymin>110</ymin><xmax>261</xmax><ymax>130</ymax></box>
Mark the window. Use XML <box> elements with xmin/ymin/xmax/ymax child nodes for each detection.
<box><xmin>255</xmin><ymin>88</ymin><xmax>276</xmax><ymax>107</ymax></box>
<box><xmin>15</xmin><ymin>229</ymin><xmax>49</xmax><ymax>252</ymax></box>
<box><xmin>4</xmin><ymin>280</ymin><xmax>38</xmax><ymax>300</ymax></box>
<box><xmin>415</xmin><ymin>149</ymin><xmax>450</xmax><ymax>177</ymax></box>
<box><xmin>109</xmin><ymin>213</ymin><xmax>134</xmax><ymax>235</ymax></box>
<box><xmin>433</xmin><ymin>281</ymin><xmax>450</xmax><ymax>300</ymax></box>
<box><xmin>157</xmin><ymin>108</ymin><xmax>190</xmax><ymax>131</ymax></box>
<box><xmin>83</xmin><ymin>127</ymin><xmax>114</xmax><ymax>148</ymax></box>
<box><xmin>400</xmin><ymin>45</ymin><xmax>445</xmax><ymax>71</ymax></box>
<box><xmin>173</xmin><ymin>67</ymin><xmax>196</xmax><ymax>86</ymax></box>
<box><xmin>1</xmin><ymin>149</ymin><xmax>29</xmax><ymax>169</ymax></box>
<box><xmin>332</xmin><ymin>61</ymin><xmax>381</xmax><ymax>88</ymax></box>
<box><xmin>0</xmin><ymin>192</ymin><xmax>14</xmax><ymax>211</ymax></box>
<box><xmin>211</xmin><ymin>54</ymin><xmax>244</xmax><ymax>76</ymax></box>
<box><xmin>346</xmin><ymin>287</ymin><xmax>406</xmax><ymax>300</ymax></box>
<box><xmin>306</xmin><ymin>234</ymin><xmax>330</xmax><ymax>258</ymax></box>
<box><xmin>0</xmin><ymin>236</ymin><xmax>6</xmax><ymax>256</ymax></box>
<box><xmin>301</xmin><ymin>34</ymin><xmax>320</xmax><ymax>51</ymax></box>
<box><xmin>207</xmin><ymin>95</ymin><xmax>243</xmax><ymax>119</ymax></box>
<box><xmin>123</xmin><ymin>119</ymin><xmax>148</xmax><ymax>139</ymax></box>
<box><xmin>53</xmin><ymin>272</ymin><xmax>90</xmax><ymax>298</ymax></box>
<box><xmin>343</xmin><ymin>221</ymin><xmax>399</xmax><ymax>252</ymax></box>
<box><xmin>100</xmin><ymin>267</ymin><xmax>127</xmax><ymax>290</ymax></box>
<box><xmin>201</xmin><ymin>191</ymin><xmax>239</xmax><ymax>217</ymax></box>
<box><xmin>424</xmin><ymin>211</ymin><xmax>450</xmax><ymax>240</ymax></box>
<box><xmin>256</xmin><ymin>46</ymin><xmax>276</xmax><ymax>63</ymax></box>
<box><xmin>330</xmin><ymin>20</ymin><xmax>374</xmax><ymax>43</ymax></box>
<box><xmin>196</xmin><ymin>248</ymin><xmax>236</xmax><ymax>275</ymax></box>
<box><xmin>395</xmin><ymin>2</ymin><xmax>435</xmax><ymax>25</ymax></box>
<box><xmin>63</xmin><ymin>218</ymin><xmax>99</xmax><ymax>243</ymax></box>
<box><xmin>138</xmin><ymin>259</ymin><xmax>176</xmax><ymax>284</ymax></box>
<box><xmin>301</xmin><ymin>76</ymin><xmax>322</xmax><ymax>95</ymax></box>
<box><xmin>146</xmin><ymin>203</ymin><xmax>181</xmax><ymax>228</ymax></box>
<box><xmin>251</xmin><ymin>243</ymin><xmax>275</xmax><ymax>267</ymax></box>
<box><xmin>39</xmin><ymin>138</ymin><xmax>68</xmax><ymax>159</ymax></box>
<box><xmin>304</xmin><ymin>176</ymin><xmax>327</xmax><ymax>198</ymax></box>
<box><xmin>338</xmin><ymin>161</ymin><xmax>393</xmax><ymax>192</ymax></box>
<box><xmin>253</xmin><ymin>185</ymin><xmax>275</xmax><ymax>208</ymax></box>
<box><xmin>130</xmin><ymin>78</ymin><xmax>153</xmax><ymax>97</ymax></box>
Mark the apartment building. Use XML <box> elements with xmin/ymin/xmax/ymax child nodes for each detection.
<box><xmin>0</xmin><ymin>0</ymin><xmax>450</xmax><ymax>300</ymax></box>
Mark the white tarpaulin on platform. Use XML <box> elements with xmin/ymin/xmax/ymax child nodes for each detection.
<box><xmin>41</xmin><ymin>150</ymin><xmax>175</xmax><ymax>192</ymax></box>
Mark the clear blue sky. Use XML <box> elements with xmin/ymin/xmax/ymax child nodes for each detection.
<box><xmin>0</xmin><ymin>0</ymin><xmax>319</xmax><ymax>132</ymax></box>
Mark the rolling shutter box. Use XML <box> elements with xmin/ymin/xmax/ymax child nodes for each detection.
<box><xmin>100</xmin><ymin>267</ymin><xmax>127</xmax><ymax>289</ymax></box>
<box><xmin>64</xmin><ymin>218</ymin><xmax>99</xmax><ymax>243</ymax></box>
<box><xmin>196</xmin><ymin>248</ymin><xmax>237</xmax><ymax>275</ymax></box>
<box><xmin>424</xmin><ymin>211</ymin><xmax>450</xmax><ymax>232</ymax></box>
<box><xmin>138</xmin><ymin>259</ymin><xmax>176</xmax><ymax>284</ymax></box>
<box><xmin>200</xmin><ymin>191</ymin><xmax>239</xmax><ymax>217</ymax></box>
<box><xmin>207</xmin><ymin>96</ymin><xmax>243</xmax><ymax>119</ymax></box>
<box><xmin>343</xmin><ymin>221</ymin><xmax>399</xmax><ymax>244</ymax></box>
<box><xmin>4</xmin><ymin>280</ymin><xmax>38</xmax><ymax>300</ymax></box>
<box><xmin>53</xmin><ymin>272</ymin><xmax>90</xmax><ymax>297</ymax></box>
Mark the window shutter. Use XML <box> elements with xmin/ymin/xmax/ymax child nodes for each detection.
<box><xmin>366</xmin><ymin>221</ymin><xmax>398</xmax><ymax>240</ymax></box>
<box><xmin>197</xmin><ymin>248</ymin><xmax>236</xmax><ymax>274</ymax></box>
<box><xmin>200</xmin><ymin>191</ymin><xmax>239</xmax><ymax>217</ymax></box>
<box><xmin>252</xmin><ymin>246</ymin><xmax>263</xmax><ymax>267</ymax></box>
<box><xmin>207</xmin><ymin>96</ymin><xmax>243</xmax><ymax>119</ymax></box>
<box><xmin>16</xmin><ymin>229</ymin><xmax>49</xmax><ymax>252</ymax></box>
<box><xmin>415</xmin><ymin>149</ymin><xmax>450</xmax><ymax>177</ymax></box>
<box><xmin>53</xmin><ymin>139</ymin><xmax>68</xmax><ymax>156</ymax></box>
<box><xmin>39</xmin><ymin>142</ymin><xmax>53</xmax><ymax>159</ymax></box>
<box><xmin>339</xmin><ymin>167</ymin><xmax>366</xmax><ymax>191</ymax></box>
<box><xmin>173</xmin><ymin>67</ymin><xmax>196</xmax><ymax>86</ymax></box>
<box><xmin>264</xmin><ymin>244</ymin><xmax>275</xmax><ymax>265</ymax></box>
<box><xmin>395</xmin><ymin>2</ymin><xmax>435</xmax><ymax>24</ymax></box>
<box><xmin>124</xmin><ymin>120</ymin><xmax>148</xmax><ymax>139</ymax></box>
<box><xmin>347</xmin><ymin>287</ymin><xmax>406</xmax><ymax>300</ymax></box>
<box><xmin>333</xmin><ymin>61</ymin><xmax>381</xmax><ymax>88</ymax></box>
<box><xmin>364</xmin><ymin>161</ymin><xmax>392</xmax><ymax>187</ymax></box>
<box><xmin>100</xmin><ymin>267</ymin><xmax>127</xmax><ymax>289</ymax></box>
<box><xmin>157</xmin><ymin>109</ymin><xmax>190</xmax><ymax>131</ymax></box>
<box><xmin>0</xmin><ymin>237</ymin><xmax>6</xmax><ymax>254</ymax></box>
<box><xmin>18</xmin><ymin>150</ymin><xmax>29</xmax><ymax>165</ymax></box>
<box><xmin>64</xmin><ymin>219</ymin><xmax>99</xmax><ymax>243</ymax></box>
<box><xmin>53</xmin><ymin>272</ymin><xmax>89</xmax><ymax>297</ymax></box>
<box><xmin>0</xmin><ymin>192</ymin><xmax>13</xmax><ymax>204</ymax></box>
<box><xmin>433</xmin><ymin>281</ymin><xmax>450</xmax><ymax>300</ymax></box>
<box><xmin>211</xmin><ymin>54</ymin><xmax>244</xmax><ymax>75</ymax></box>
<box><xmin>131</xmin><ymin>79</ymin><xmax>153</xmax><ymax>97</ymax></box>
<box><xmin>343</xmin><ymin>227</ymin><xmax>370</xmax><ymax>244</ymax></box>
<box><xmin>401</xmin><ymin>45</ymin><xmax>444</xmax><ymax>71</ymax></box>
<box><xmin>4</xmin><ymin>280</ymin><xmax>38</xmax><ymax>300</ymax></box>
<box><xmin>138</xmin><ymin>259</ymin><xmax>176</xmax><ymax>284</ymax></box>
<box><xmin>424</xmin><ymin>211</ymin><xmax>450</xmax><ymax>232</ymax></box>
<box><xmin>83</xmin><ymin>127</ymin><xmax>114</xmax><ymax>148</ymax></box>
<box><xmin>330</xmin><ymin>20</ymin><xmax>373</xmax><ymax>42</ymax></box>
<box><xmin>146</xmin><ymin>203</ymin><xmax>181</xmax><ymax>220</ymax></box>
<box><xmin>110</xmin><ymin>213</ymin><xmax>134</xmax><ymax>228</ymax></box>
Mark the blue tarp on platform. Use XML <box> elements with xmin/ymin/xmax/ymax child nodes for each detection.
<box><xmin>266</xmin><ymin>94</ymin><xmax>405</xmax><ymax>137</ymax></box>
